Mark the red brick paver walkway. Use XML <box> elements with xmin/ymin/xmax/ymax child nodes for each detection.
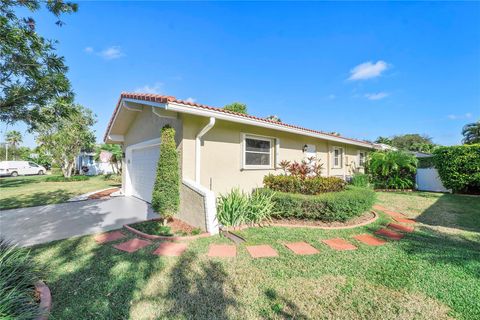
<box><xmin>388</xmin><ymin>223</ymin><xmax>414</xmax><ymax>233</ymax></box>
<box><xmin>393</xmin><ymin>217</ymin><xmax>416</xmax><ymax>224</ymax></box>
<box><xmin>375</xmin><ymin>228</ymin><xmax>404</xmax><ymax>240</ymax></box>
<box><xmin>94</xmin><ymin>231</ymin><xmax>126</xmax><ymax>244</ymax></box>
<box><xmin>322</xmin><ymin>238</ymin><xmax>357</xmax><ymax>251</ymax></box>
<box><xmin>353</xmin><ymin>234</ymin><xmax>387</xmax><ymax>246</ymax></box>
<box><xmin>207</xmin><ymin>244</ymin><xmax>237</xmax><ymax>257</ymax></box>
<box><xmin>246</xmin><ymin>245</ymin><xmax>278</xmax><ymax>258</ymax></box>
<box><xmin>153</xmin><ymin>242</ymin><xmax>188</xmax><ymax>257</ymax></box>
<box><xmin>284</xmin><ymin>242</ymin><xmax>319</xmax><ymax>255</ymax></box>
<box><xmin>113</xmin><ymin>238</ymin><xmax>151</xmax><ymax>253</ymax></box>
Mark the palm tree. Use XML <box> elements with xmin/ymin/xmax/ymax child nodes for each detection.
<box><xmin>6</xmin><ymin>130</ymin><xmax>22</xmax><ymax>160</ymax></box>
<box><xmin>462</xmin><ymin>121</ymin><xmax>480</xmax><ymax>145</ymax></box>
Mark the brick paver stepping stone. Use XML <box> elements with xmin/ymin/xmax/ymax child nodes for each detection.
<box><xmin>94</xmin><ymin>231</ymin><xmax>126</xmax><ymax>244</ymax></box>
<box><xmin>375</xmin><ymin>228</ymin><xmax>404</xmax><ymax>240</ymax></box>
<box><xmin>388</xmin><ymin>223</ymin><xmax>414</xmax><ymax>233</ymax></box>
<box><xmin>353</xmin><ymin>234</ymin><xmax>387</xmax><ymax>246</ymax></box>
<box><xmin>207</xmin><ymin>244</ymin><xmax>237</xmax><ymax>257</ymax></box>
<box><xmin>153</xmin><ymin>242</ymin><xmax>187</xmax><ymax>257</ymax></box>
<box><xmin>246</xmin><ymin>245</ymin><xmax>278</xmax><ymax>258</ymax></box>
<box><xmin>113</xmin><ymin>238</ymin><xmax>151</xmax><ymax>253</ymax></box>
<box><xmin>322</xmin><ymin>238</ymin><xmax>357</xmax><ymax>251</ymax></box>
<box><xmin>284</xmin><ymin>242</ymin><xmax>319</xmax><ymax>255</ymax></box>
<box><xmin>372</xmin><ymin>205</ymin><xmax>405</xmax><ymax>219</ymax></box>
<box><xmin>393</xmin><ymin>217</ymin><xmax>416</xmax><ymax>224</ymax></box>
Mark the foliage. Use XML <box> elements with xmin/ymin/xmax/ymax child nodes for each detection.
<box><xmin>462</xmin><ymin>121</ymin><xmax>480</xmax><ymax>145</ymax></box>
<box><xmin>95</xmin><ymin>144</ymin><xmax>122</xmax><ymax>174</ymax></box>
<box><xmin>26</xmin><ymin>145</ymin><xmax>53</xmax><ymax>169</ymax></box>
<box><xmin>374</xmin><ymin>136</ymin><xmax>392</xmax><ymax>145</ymax></box>
<box><xmin>279</xmin><ymin>157</ymin><xmax>323</xmax><ymax>179</ymax></box>
<box><xmin>0</xmin><ymin>0</ymin><xmax>78</xmax><ymax>130</ymax></box>
<box><xmin>45</xmin><ymin>175</ymin><xmax>89</xmax><ymax>182</ymax></box>
<box><xmin>264</xmin><ymin>174</ymin><xmax>346</xmax><ymax>195</ymax></box>
<box><xmin>152</xmin><ymin>126</ymin><xmax>180</xmax><ymax>224</ymax></box>
<box><xmin>103</xmin><ymin>173</ymin><xmax>122</xmax><ymax>184</ymax></box>
<box><xmin>36</xmin><ymin>104</ymin><xmax>96</xmax><ymax>178</ymax></box>
<box><xmin>265</xmin><ymin>115</ymin><xmax>282</xmax><ymax>122</ymax></box>
<box><xmin>349</xmin><ymin>173</ymin><xmax>371</xmax><ymax>188</ymax></box>
<box><xmin>433</xmin><ymin>145</ymin><xmax>480</xmax><ymax>194</ymax></box>
<box><xmin>132</xmin><ymin>221</ymin><xmax>173</xmax><ymax>236</ymax></box>
<box><xmin>391</xmin><ymin>134</ymin><xmax>436</xmax><ymax>153</ymax></box>
<box><xmin>258</xmin><ymin>186</ymin><xmax>376</xmax><ymax>222</ymax></box>
<box><xmin>223</xmin><ymin>102</ymin><xmax>247</xmax><ymax>114</ymax></box>
<box><xmin>0</xmin><ymin>238</ymin><xmax>41</xmax><ymax>319</ymax></box>
<box><xmin>216</xmin><ymin>188</ymin><xmax>276</xmax><ymax>227</ymax></box>
<box><xmin>417</xmin><ymin>156</ymin><xmax>435</xmax><ymax>169</ymax></box>
<box><xmin>367</xmin><ymin>150</ymin><xmax>417</xmax><ymax>189</ymax></box>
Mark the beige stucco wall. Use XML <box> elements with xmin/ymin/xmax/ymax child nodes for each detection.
<box><xmin>178</xmin><ymin>182</ymin><xmax>207</xmax><ymax>230</ymax></box>
<box><xmin>181</xmin><ymin>114</ymin><xmax>371</xmax><ymax>195</ymax></box>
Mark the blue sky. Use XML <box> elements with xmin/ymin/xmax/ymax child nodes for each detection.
<box><xmin>6</xmin><ymin>1</ymin><xmax>480</xmax><ymax>147</ymax></box>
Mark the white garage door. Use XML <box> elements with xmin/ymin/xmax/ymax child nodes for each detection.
<box><xmin>130</xmin><ymin>146</ymin><xmax>160</xmax><ymax>202</ymax></box>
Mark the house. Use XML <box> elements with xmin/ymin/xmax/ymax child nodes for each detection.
<box><xmin>75</xmin><ymin>151</ymin><xmax>116</xmax><ymax>176</ymax></box>
<box><xmin>104</xmin><ymin>93</ymin><xmax>376</xmax><ymax>234</ymax></box>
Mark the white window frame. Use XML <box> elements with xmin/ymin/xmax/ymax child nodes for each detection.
<box><xmin>332</xmin><ymin>146</ymin><xmax>343</xmax><ymax>169</ymax></box>
<box><xmin>242</xmin><ymin>134</ymin><xmax>274</xmax><ymax>170</ymax></box>
<box><xmin>358</xmin><ymin>150</ymin><xmax>366</xmax><ymax>167</ymax></box>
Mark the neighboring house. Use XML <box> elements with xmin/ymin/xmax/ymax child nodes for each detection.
<box><xmin>76</xmin><ymin>151</ymin><xmax>115</xmax><ymax>176</ymax></box>
<box><xmin>104</xmin><ymin>93</ymin><xmax>376</xmax><ymax>233</ymax></box>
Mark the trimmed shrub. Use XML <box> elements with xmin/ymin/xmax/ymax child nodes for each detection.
<box><xmin>45</xmin><ymin>175</ymin><xmax>89</xmax><ymax>182</ymax></box>
<box><xmin>433</xmin><ymin>145</ymin><xmax>480</xmax><ymax>194</ymax></box>
<box><xmin>258</xmin><ymin>186</ymin><xmax>376</xmax><ymax>222</ymax></box>
<box><xmin>350</xmin><ymin>173</ymin><xmax>371</xmax><ymax>188</ymax></box>
<box><xmin>152</xmin><ymin>126</ymin><xmax>180</xmax><ymax>224</ymax></box>
<box><xmin>0</xmin><ymin>238</ymin><xmax>41</xmax><ymax>319</ymax></box>
<box><xmin>263</xmin><ymin>174</ymin><xmax>346</xmax><ymax>195</ymax></box>
<box><xmin>367</xmin><ymin>150</ymin><xmax>417</xmax><ymax>189</ymax></box>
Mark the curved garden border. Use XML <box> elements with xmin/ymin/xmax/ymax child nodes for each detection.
<box><xmin>222</xmin><ymin>210</ymin><xmax>379</xmax><ymax>232</ymax></box>
<box><xmin>124</xmin><ymin>220</ymin><xmax>211</xmax><ymax>241</ymax></box>
<box><xmin>35</xmin><ymin>280</ymin><xmax>52</xmax><ymax>320</ymax></box>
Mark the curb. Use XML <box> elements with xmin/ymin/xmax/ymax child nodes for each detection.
<box><xmin>35</xmin><ymin>280</ymin><xmax>51</xmax><ymax>320</ymax></box>
<box><xmin>123</xmin><ymin>222</ymin><xmax>211</xmax><ymax>242</ymax></box>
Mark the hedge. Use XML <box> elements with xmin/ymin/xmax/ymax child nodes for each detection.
<box><xmin>433</xmin><ymin>144</ymin><xmax>480</xmax><ymax>193</ymax></box>
<box><xmin>45</xmin><ymin>175</ymin><xmax>89</xmax><ymax>182</ymax></box>
<box><xmin>258</xmin><ymin>186</ymin><xmax>376</xmax><ymax>222</ymax></box>
<box><xmin>263</xmin><ymin>174</ymin><xmax>346</xmax><ymax>195</ymax></box>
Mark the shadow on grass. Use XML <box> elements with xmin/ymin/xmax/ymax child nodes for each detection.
<box><xmin>164</xmin><ymin>250</ymin><xmax>238</xmax><ymax>319</ymax></box>
<box><xmin>0</xmin><ymin>189</ymin><xmax>74</xmax><ymax>210</ymax></box>
<box><xmin>264</xmin><ymin>288</ymin><xmax>309</xmax><ymax>319</ymax></box>
<box><xmin>0</xmin><ymin>176</ymin><xmax>44</xmax><ymax>188</ymax></box>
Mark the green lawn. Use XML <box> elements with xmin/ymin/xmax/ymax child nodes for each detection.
<box><xmin>0</xmin><ymin>174</ymin><xmax>119</xmax><ymax>210</ymax></box>
<box><xmin>30</xmin><ymin>192</ymin><xmax>480</xmax><ymax>319</ymax></box>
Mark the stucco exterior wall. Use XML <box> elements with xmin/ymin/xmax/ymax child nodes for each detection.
<box><xmin>181</xmin><ymin>114</ymin><xmax>371</xmax><ymax>195</ymax></box>
<box><xmin>178</xmin><ymin>182</ymin><xmax>207</xmax><ymax>230</ymax></box>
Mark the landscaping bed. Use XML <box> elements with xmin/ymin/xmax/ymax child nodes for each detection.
<box><xmin>126</xmin><ymin>218</ymin><xmax>204</xmax><ymax>240</ymax></box>
<box><xmin>270</xmin><ymin>210</ymin><xmax>378</xmax><ymax>229</ymax></box>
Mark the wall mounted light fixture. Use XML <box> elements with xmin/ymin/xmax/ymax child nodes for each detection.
<box><xmin>302</xmin><ymin>144</ymin><xmax>308</xmax><ymax>153</ymax></box>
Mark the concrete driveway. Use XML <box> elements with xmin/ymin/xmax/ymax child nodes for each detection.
<box><xmin>0</xmin><ymin>197</ymin><xmax>158</xmax><ymax>247</ymax></box>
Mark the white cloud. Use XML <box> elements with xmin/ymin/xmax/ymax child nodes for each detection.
<box><xmin>447</xmin><ymin>113</ymin><xmax>472</xmax><ymax>120</ymax></box>
<box><xmin>185</xmin><ymin>97</ymin><xmax>196</xmax><ymax>103</ymax></box>
<box><xmin>348</xmin><ymin>60</ymin><xmax>389</xmax><ymax>80</ymax></box>
<box><xmin>99</xmin><ymin>46</ymin><xmax>124</xmax><ymax>60</ymax></box>
<box><xmin>84</xmin><ymin>46</ymin><xmax>94</xmax><ymax>53</ymax></box>
<box><xmin>365</xmin><ymin>92</ymin><xmax>389</xmax><ymax>100</ymax></box>
<box><xmin>134</xmin><ymin>82</ymin><xmax>163</xmax><ymax>94</ymax></box>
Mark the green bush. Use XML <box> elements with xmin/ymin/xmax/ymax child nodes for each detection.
<box><xmin>0</xmin><ymin>238</ymin><xmax>41</xmax><ymax>319</ymax></box>
<box><xmin>45</xmin><ymin>175</ymin><xmax>89</xmax><ymax>182</ymax></box>
<box><xmin>349</xmin><ymin>173</ymin><xmax>371</xmax><ymax>188</ymax></box>
<box><xmin>152</xmin><ymin>126</ymin><xmax>180</xmax><ymax>224</ymax></box>
<box><xmin>103</xmin><ymin>173</ymin><xmax>122</xmax><ymax>183</ymax></box>
<box><xmin>367</xmin><ymin>150</ymin><xmax>417</xmax><ymax>189</ymax></box>
<box><xmin>245</xmin><ymin>189</ymin><xmax>276</xmax><ymax>224</ymax></box>
<box><xmin>433</xmin><ymin>145</ymin><xmax>480</xmax><ymax>193</ymax></box>
<box><xmin>263</xmin><ymin>174</ymin><xmax>346</xmax><ymax>195</ymax></box>
<box><xmin>258</xmin><ymin>186</ymin><xmax>376</xmax><ymax>222</ymax></box>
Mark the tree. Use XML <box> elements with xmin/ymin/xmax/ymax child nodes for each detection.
<box><xmin>462</xmin><ymin>121</ymin><xmax>480</xmax><ymax>145</ymax></box>
<box><xmin>0</xmin><ymin>0</ymin><xmax>78</xmax><ymax>131</ymax></box>
<box><xmin>152</xmin><ymin>126</ymin><xmax>180</xmax><ymax>225</ymax></box>
<box><xmin>96</xmin><ymin>144</ymin><xmax>122</xmax><ymax>174</ymax></box>
<box><xmin>223</xmin><ymin>102</ymin><xmax>247</xmax><ymax>114</ymax></box>
<box><xmin>367</xmin><ymin>150</ymin><xmax>418</xmax><ymax>189</ymax></box>
<box><xmin>374</xmin><ymin>136</ymin><xmax>392</xmax><ymax>145</ymax></box>
<box><xmin>5</xmin><ymin>130</ymin><xmax>22</xmax><ymax>160</ymax></box>
<box><xmin>390</xmin><ymin>134</ymin><xmax>436</xmax><ymax>153</ymax></box>
<box><xmin>36</xmin><ymin>104</ymin><xmax>96</xmax><ymax>178</ymax></box>
<box><xmin>266</xmin><ymin>115</ymin><xmax>282</xmax><ymax>122</ymax></box>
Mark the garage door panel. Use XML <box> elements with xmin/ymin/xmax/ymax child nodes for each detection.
<box><xmin>130</xmin><ymin>146</ymin><xmax>160</xmax><ymax>203</ymax></box>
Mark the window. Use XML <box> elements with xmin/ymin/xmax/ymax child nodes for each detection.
<box><xmin>358</xmin><ymin>151</ymin><xmax>366</xmax><ymax>167</ymax></box>
<box><xmin>332</xmin><ymin>147</ymin><xmax>343</xmax><ymax>168</ymax></box>
<box><xmin>243</xmin><ymin>135</ymin><xmax>273</xmax><ymax>169</ymax></box>
<box><xmin>28</xmin><ymin>162</ymin><xmax>39</xmax><ymax>167</ymax></box>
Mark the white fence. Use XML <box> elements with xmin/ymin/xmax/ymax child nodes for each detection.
<box><xmin>416</xmin><ymin>168</ymin><xmax>450</xmax><ymax>193</ymax></box>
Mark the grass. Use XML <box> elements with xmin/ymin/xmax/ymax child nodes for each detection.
<box><xmin>30</xmin><ymin>192</ymin><xmax>480</xmax><ymax>319</ymax></box>
<box><xmin>132</xmin><ymin>221</ymin><xmax>174</xmax><ymax>236</ymax></box>
<box><xmin>0</xmin><ymin>174</ymin><xmax>119</xmax><ymax>210</ymax></box>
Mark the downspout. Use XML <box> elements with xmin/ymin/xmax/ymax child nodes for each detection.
<box><xmin>195</xmin><ymin>117</ymin><xmax>216</xmax><ymax>184</ymax></box>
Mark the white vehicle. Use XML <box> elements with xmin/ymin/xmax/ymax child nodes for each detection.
<box><xmin>0</xmin><ymin>161</ymin><xmax>46</xmax><ymax>177</ymax></box>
